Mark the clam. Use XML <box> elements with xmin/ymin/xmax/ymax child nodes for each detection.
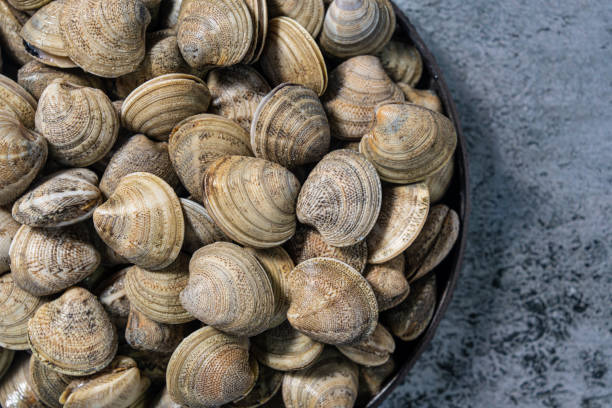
<box><xmin>287</xmin><ymin>258</ymin><xmax>378</xmax><ymax>345</ymax></box>
<box><xmin>286</xmin><ymin>225</ymin><xmax>368</xmax><ymax>274</ymax></box>
<box><xmin>12</xmin><ymin>168</ymin><xmax>102</xmax><ymax>227</ymax></box>
<box><xmin>124</xmin><ymin>254</ymin><xmax>194</xmax><ymax>324</ymax></box>
<box><xmin>59</xmin><ymin>0</ymin><xmax>150</xmax><ymax>77</ymax></box>
<box><xmin>181</xmin><ymin>242</ymin><xmax>275</xmax><ymax>336</ymax></box>
<box><xmin>6</xmin><ymin>0</ymin><xmax>51</xmax><ymax>11</ymax></box>
<box><xmin>168</xmin><ymin>114</ymin><xmax>253</xmax><ymax>200</ymax></box>
<box><xmin>397</xmin><ymin>83</ymin><xmax>443</xmax><ymax>113</ymax></box>
<box><xmin>181</xmin><ymin>198</ymin><xmax>229</xmax><ymax>253</ymax></box>
<box><xmin>268</xmin><ymin>0</ymin><xmax>325</xmax><ymax>37</ymax></box>
<box><xmin>0</xmin><ymin>354</ymin><xmax>45</xmax><ymax>407</ymax></box>
<box><xmin>405</xmin><ymin>204</ymin><xmax>460</xmax><ymax>282</ymax></box>
<box><xmin>0</xmin><ymin>208</ymin><xmax>20</xmax><ymax>273</ymax></box>
<box><xmin>0</xmin><ymin>348</ymin><xmax>14</xmax><ymax>381</ymax></box>
<box><xmin>0</xmin><ymin>273</ymin><xmax>46</xmax><ymax>350</ymax></box>
<box><xmin>167</xmin><ymin>326</ymin><xmax>257</xmax><ymax>408</ymax></box>
<box><xmin>337</xmin><ymin>323</ymin><xmax>395</xmax><ymax>367</ymax></box>
<box><xmin>259</xmin><ymin>17</ymin><xmax>328</xmax><ymax>96</ymax></box>
<box><xmin>177</xmin><ymin>0</ymin><xmax>253</xmax><ymax>69</ymax></box>
<box><xmin>207</xmin><ymin>65</ymin><xmax>271</xmax><ymax>132</ymax></box>
<box><xmin>297</xmin><ymin>149</ymin><xmax>381</xmax><ymax>247</ymax></box>
<box><xmin>379</xmin><ymin>41</ymin><xmax>423</xmax><ymax>86</ymax></box>
<box><xmin>282</xmin><ymin>349</ymin><xmax>359</xmax><ymax>408</ymax></box>
<box><xmin>366</xmin><ymin>183</ymin><xmax>430</xmax><ymax>264</ymax></box>
<box><xmin>10</xmin><ymin>224</ymin><xmax>101</xmax><ymax>296</ymax></box>
<box><xmin>121</xmin><ymin>73</ymin><xmax>211</xmax><ymax>141</ymax></box>
<box><xmin>251</xmin><ymin>83</ymin><xmax>330</xmax><ymax>168</ymax></box>
<box><xmin>125</xmin><ymin>308</ymin><xmax>184</xmax><ymax>353</ymax></box>
<box><xmin>382</xmin><ymin>274</ymin><xmax>437</xmax><ymax>341</ymax></box>
<box><xmin>203</xmin><ymin>156</ymin><xmax>300</xmax><ymax>248</ymax></box>
<box><xmin>17</xmin><ymin>61</ymin><xmax>104</xmax><ymax>100</ymax></box>
<box><xmin>0</xmin><ymin>0</ymin><xmax>32</xmax><ymax>65</ymax></box>
<box><xmin>29</xmin><ymin>354</ymin><xmax>73</xmax><ymax>408</ymax></box>
<box><xmin>319</xmin><ymin>0</ymin><xmax>395</xmax><ymax>58</ymax></box>
<box><xmin>359</xmin><ymin>102</ymin><xmax>457</xmax><ymax>183</ymax></box>
<box><xmin>425</xmin><ymin>156</ymin><xmax>455</xmax><ymax>203</ymax></box>
<box><xmin>322</xmin><ymin>55</ymin><xmax>404</xmax><ymax>141</ymax></box>
<box><xmin>364</xmin><ymin>254</ymin><xmax>409</xmax><ymax>311</ymax></box>
<box><xmin>231</xmin><ymin>364</ymin><xmax>283</xmax><ymax>408</ymax></box>
<box><xmin>96</xmin><ymin>268</ymin><xmax>130</xmax><ymax>328</ymax></box>
<box><xmin>28</xmin><ymin>287</ymin><xmax>118</xmax><ymax>376</ymax></box>
<box><xmin>358</xmin><ymin>357</ymin><xmax>395</xmax><ymax>399</ymax></box>
<box><xmin>251</xmin><ymin>321</ymin><xmax>324</xmax><ymax>372</ymax></box>
<box><xmin>93</xmin><ymin>172</ymin><xmax>185</xmax><ymax>270</ymax></box>
<box><xmin>99</xmin><ymin>134</ymin><xmax>180</xmax><ymax>197</ymax></box>
<box><xmin>35</xmin><ymin>79</ymin><xmax>119</xmax><ymax>167</ymax></box>
<box><xmin>0</xmin><ymin>74</ymin><xmax>37</xmax><ymax>128</ymax></box>
<box><xmin>242</xmin><ymin>0</ymin><xmax>268</xmax><ymax>63</ymax></box>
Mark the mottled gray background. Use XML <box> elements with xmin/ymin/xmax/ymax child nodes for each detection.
<box><xmin>386</xmin><ymin>1</ymin><xmax>612</xmax><ymax>407</ymax></box>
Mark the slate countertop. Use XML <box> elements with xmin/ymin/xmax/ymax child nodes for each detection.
<box><xmin>386</xmin><ymin>1</ymin><xmax>612</xmax><ymax>407</ymax></box>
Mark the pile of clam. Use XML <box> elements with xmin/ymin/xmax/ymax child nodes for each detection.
<box><xmin>0</xmin><ymin>0</ymin><xmax>460</xmax><ymax>407</ymax></box>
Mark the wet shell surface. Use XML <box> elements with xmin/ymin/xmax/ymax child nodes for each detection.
<box><xmin>29</xmin><ymin>354</ymin><xmax>73</xmax><ymax>408</ymax></box>
<box><xmin>181</xmin><ymin>198</ymin><xmax>229</xmax><ymax>253</ymax></box>
<box><xmin>121</xmin><ymin>73</ymin><xmax>211</xmax><ymax>141</ymax></box>
<box><xmin>364</xmin><ymin>254</ymin><xmax>410</xmax><ymax>311</ymax></box>
<box><xmin>0</xmin><ymin>74</ymin><xmax>37</xmax><ymax>128</ymax></box>
<box><xmin>259</xmin><ymin>17</ymin><xmax>328</xmax><ymax>96</ymax></box>
<box><xmin>287</xmin><ymin>257</ymin><xmax>378</xmax><ymax>345</ymax></box>
<box><xmin>378</xmin><ymin>40</ymin><xmax>423</xmax><ymax>86</ymax></box>
<box><xmin>168</xmin><ymin>113</ymin><xmax>253</xmax><ymax>200</ymax></box>
<box><xmin>424</xmin><ymin>155</ymin><xmax>455</xmax><ymax>204</ymax></box>
<box><xmin>181</xmin><ymin>242</ymin><xmax>275</xmax><ymax>336</ymax></box>
<box><xmin>0</xmin><ymin>354</ymin><xmax>45</xmax><ymax>407</ymax></box>
<box><xmin>166</xmin><ymin>326</ymin><xmax>257</xmax><ymax>408</ymax></box>
<box><xmin>0</xmin><ymin>0</ymin><xmax>32</xmax><ymax>65</ymax></box>
<box><xmin>125</xmin><ymin>308</ymin><xmax>184</xmax><ymax>353</ymax></box>
<box><xmin>251</xmin><ymin>83</ymin><xmax>330</xmax><ymax>168</ymax></box>
<box><xmin>0</xmin><ymin>208</ymin><xmax>20</xmax><ymax>273</ymax></box>
<box><xmin>231</xmin><ymin>364</ymin><xmax>283</xmax><ymax>408</ymax></box>
<box><xmin>296</xmin><ymin>149</ymin><xmax>381</xmax><ymax>247</ymax></box>
<box><xmin>397</xmin><ymin>83</ymin><xmax>443</xmax><ymax>114</ymax></box>
<box><xmin>367</xmin><ymin>183</ymin><xmax>430</xmax><ymax>264</ymax></box>
<box><xmin>360</xmin><ymin>102</ymin><xmax>457</xmax><ymax>183</ymax></box>
<box><xmin>337</xmin><ymin>323</ymin><xmax>395</xmax><ymax>367</ymax></box>
<box><xmin>35</xmin><ymin>79</ymin><xmax>119</xmax><ymax>167</ymax></box>
<box><xmin>17</xmin><ymin>61</ymin><xmax>104</xmax><ymax>100</ymax></box>
<box><xmin>268</xmin><ymin>0</ymin><xmax>325</xmax><ymax>37</ymax></box>
<box><xmin>322</xmin><ymin>55</ymin><xmax>404</xmax><ymax>141</ymax></box>
<box><xmin>27</xmin><ymin>287</ymin><xmax>118</xmax><ymax>376</ymax></box>
<box><xmin>242</xmin><ymin>0</ymin><xmax>268</xmax><ymax>63</ymax></box>
<box><xmin>203</xmin><ymin>156</ymin><xmax>301</xmax><ymax>248</ymax></box>
<box><xmin>93</xmin><ymin>172</ymin><xmax>185</xmax><ymax>270</ymax></box>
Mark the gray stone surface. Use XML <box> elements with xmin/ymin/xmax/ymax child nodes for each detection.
<box><xmin>385</xmin><ymin>1</ymin><xmax>612</xmax><ymax>407</ymax></box>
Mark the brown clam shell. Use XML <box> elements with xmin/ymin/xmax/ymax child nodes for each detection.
<box><xmin>181</xmin><ymin>198</ymin><xmax>229</xmax><ymax>253</ymax></box>
<box><xmin>397</xmin><ymin>83</ymin><xmax>443</xmax><ymax>113</ymax></box>
<box><xmin>358</xmin><ymin>356</ymin><xmax>395</xmax><ymax>399</ymax></box>
<box><xmin>0</xmin><ymin>73</ymin><xmax>38</xmax><ymax>128</ymax></box>
<box><xmin>0</xmin><ymin>0</ymin><xmax>32</xmax><ymax>65</ymax></box>
<box><xmin>29</xmin><ymin>354</ymin><xmax>73</xmax><ymax>408</ymax></box>
<box><xmin>125</xmin><ymin>308</ymin><xmax>184</xmax><ymax>353</ymax></box>
<box><xmin>378</xmin><ymin>40</ymin><xmax>423</xmax><ymax>86</ymax></box>
<box><xmin>0</xmin><ymin>208</ymin><xmax>20</xmax><ymax>273</ymax></box>
<box><xmin>242</xmin><ymin>0</ymin><xmax>268</xmax><ymax>64</ymax></box>
<box><xmin>0</xmin><ymin>354</ymin><xmax>45</xmax><ymax>407</ymax></box>
<box><xmin>425</xmin><ymin>155</ymin><xmax>455</xmax><ymax>204</ymax></box>
<box><xmin>364</xmin><ymin>253</ymin><xmax>410</xmax><ymax>311</ymax></box>
<box><xmin>337</xmin><ymin>323</ymin><xmax>395</xmax><ymax>367</ymax></box>
<box><xmin>268</xmin><ymin>0</ymin><xmax>324</xmax><ymax>37</ymax></box>
<box><xmin>231</xmin><ymin>364</ymin><xmax>283</xmax><ymax>408</ymax></box>
<box><xmin>7</xmin><ymin>0</ymin><xmax>51</xmax><ymax>11</ymax></box>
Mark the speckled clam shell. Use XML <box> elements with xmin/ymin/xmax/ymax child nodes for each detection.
<box><xmin>0</xmin><ymin>0</ymin><xmax>32</xmax><ymax>65</ymax></box>
<box><xmin>181</xmin><ymin>198</ymin><xmax>229</xmax><ymax>253</ymax></box>
<box><xmin>0</xmin><ymin>354</ymin><xmax>46</xmax><ymax>407</ymax></box>
<box><xmin>0</xmin><ymin>348</ymin><xmax>14</xmax><ymax>381</ymax></box>
<box><xmin>0</xmin><ymin>208</ymin><xmax>20</xmax><ymax>273</ymax></box>
<box><xmin>17</xmin><ymin>61</ymin><xmax>104</xmax><ymax>100</ymax></box>
<box><xmin>378</xmin><ymin>40</ymin><xmax>423</xmax><ymax>86</ymax></box>
<box><xmin>125</xmin><ymin>308</ymin><xmax>184</xmax><ymax>353</ymax></box>
<box><xmin>322</xmin><ymin>55</ymin><xmax>404</xmax><ymax>141</ymax></box>
<box><xmin>167</xmin><ymin>326</ymin><xmax>257</xmax><ymax>408</ymax></box>
<box><xmin>121</xmin><ymin>73</ymin><xmax>211</xmax><ymax>141</ymax></box>
<box><xmin>59</xmin><ymin>0</ymin><xmax>150</xmax><ymax>77</ymax></box>
<box><xmin>251</xmin><ymin>321</ymin><xmax>324</xmax><ymax>371</ymax></box>
<box><xmin>177</xmin><ymin>0</ymin><xmax>253</xmax><ymax>69</ymax></box>
<box><xmin>424</xmin><ymin>155</ymin><xmax>455</xmax><ymax>203</ymax></box>
<box><xmin>297</xmin><ymin>149</ymin><xmax>381</xmax><ymax>247</ymax></box>
<box><xmin>29</xmin><ymin>354</ymin><xmax>73</xmax><ymax>408</ymax></box>
<box><xmin>28</xmin><ymin>287</ymin><xmax>118</xmax><ymax>376</ymax></box>
<box><xmin>287</xmin><ymin>257</ymin><xmax>378</xmax><ymax>345</ymax></box>
<box><xmin>35</xmin><ymin>79</ymin><xmax>119</xmax><ymax>167</ymax></box>
<box><xmin>251</xmin><ymin>83</ymin><xmax>330</xmax><ymax>168</ymax></box>
<box><xmin>337</xmin><ymin>323</ymin><xmax>395</xmax><ymax>367</ymax></box>
<box><xmin>242</xmin><ymin>0</ymin><xmax>268</xmax><ymax>63</ymax></box>
<box><xmin>93</xmin><ymin>172</ymin><xmax>184</xmax><ymax>270</ymax></box>
<box><xmin>366</xmin><ymin>183</ymin><xmax>430</xmax><ymax>264</ymax></box>
<box><xmin>360</xmin><ymin>102</ymin><xmax>457</xmax><ymax>183</ymax></box>
<box><xmin>268</xmin><ymin>0</ymin><xmax>324</xmax><ymax>37</ymax></box>
<box><xmin>259</xmin><ymin>17</ymin><xmax>328</xmax><ymax>96</ymax></box>
<box><xmin>168</xmin><ymin>113</ymin><xmax>253</xmax><ymax>200</ymax></box>
<box><xmin>405</xmin><ymin>204</ymin><xmax>460</xmax><ymax>282</ymax></box>
<box><xmin>319</xmin><ymin>0</ymin><xmax>395</xmax><ymax>58</ymax></box>
<box><xmin>181</xmin><ymin>242</ymin><xmax>275</xmax><ymax>336</ymax></box>
<box><xmin>231</xmin><ymin>364</ymin><xmax>283</xmax><ymax>408</ymax></box>
<box><xmin>358</xmin><ymin>356</ymin><xmax>395</xmax><ymax>399</ymax></box>
<box><xmin>207</xmin><ymin>65</ymin><xmax>271</xmax><ymax>132</ymax></box>
<box><xmin>203</xmin><ymin>156</ymin><xmax>301</xmax><ymax>248</ymax></box>
<box><xmin>0</xmin><ymin>74</ymin><xmax>37</xmax><ymax>128</ymax></box>
<box><xmin>397</xmin><ymin>83</ymin><xmax>443</xmax><ymax>114</ymax></box>
<box><xmin>7</xmin><ymin>0</ymin><xmax>51</xmax><ymax>11</ymax></box>
<box><xmin>364</xmin><ymin>254</ymin><xmax>409</xmax><ymax>311</ymax></box>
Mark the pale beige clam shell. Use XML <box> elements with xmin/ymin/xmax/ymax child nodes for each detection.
<box><xmin>29</xmin><ymin>354</ymin><xmax>73</xmax><ymax>408</ymax></box>
<box><xmin>0</xmin><ymin>354</ymin><xmax>46</xmax><ymax>407</ymax></box>
<box><xmin>364</xmin><ymin>253</ymin><xmax>410</xmax><ymax>311</ymax></box>
<box><xmin>425</xmin><ymin>155</ymin><xmax>455</xmax><ymax>204</ymax></box>
<box><xmin>242</xmin><ymin>0</ymin><xmax>268</xmax><ymax>64</ymax></box>
<box><xmin>125</xmin><ymin>308</ymin><xmax>184</xmax><ymax>353</ymax></box>
<box><xmin>0</xmin><ymin>208</ymin><xmax>20</xmax><ymax>273</ymax></box>
<box><xmin>378</xmin><ymin>40</ymin><xmax>423</xmax><ymax>86</ymax></box>
<box><xmin>7</xmin><ymin>0</ymin><xmax>51</xmax><ymax>11</ymax></box>
<box><xmin>180</xmin><ymin>198</ymin><xmax>229</xmax><ymax>253</ymax></box>
<box><xmin>397</xmin><ymin>83</ymin><xmax>443</xmax><ymax>113</ymax></box>
<box><xmin>0</xmin><ymin>73</ymin><xmax>38</xmax><ymax>128</ymax></box>
<box><xmin>268</xmin><ymin>0</ymin><xmax>325</xmax><ymax>37</ymax></box>
<box><xmin>337</xmin><ymin>323</ymin><xmax>395</xmax><ymax>367</ymax></box>
<box><xmin>0</xmin><ymin>0</ymin><xmax>32</xmax><ymax>65</ymax></box>
<box><xmin>231</xmin><ymin>364</ymin><xmax>283</xmax><ymax>408</ymax></box>
<box><xmin>0</xmin><ymin>347</ymin><xmax>14</xmax><ymax>382</ymax></box>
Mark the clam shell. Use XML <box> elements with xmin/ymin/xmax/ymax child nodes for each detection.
<box><xmin>268</xmin><ymin>0</ymin><xmax>325</xmax><ymax>37</ymax></box>
<box><xmin>358</xmin><ymin>356</ymin><xmax>395</xmax><ymax>399</ymax></box>
<box><xmin>366</xmin><ymin>183</ymin><xmax>430</xmax><ymax>264</ymax></box>
<box><xmin>121</xmin><ymin>73</ymin><xmax>211</xmax><ymax>141</ymax></box>
<box><xmin>364</xmin><ymin>254</ymin><xmax>409</xmax><ymax>311</ymax></box>
<box><xmin>0</xmin><ymin>0</ymin><xmax>32</xmax><ymax>65</ymax></box>
<box><xmin>319</xmin><ymin>0</ymin><xmax>395</xmax><ymax>58</ymax></box>
<box><xmin>0</xmin><ymin>273</ymin><xmax>46</xmax><ymax>350</ymax></box>
<box><xmin>181</xmin><ymin>198</ymin><xmax>229</xmax><ymax>253</ymax></box>
<box><xmin>378</xmin><ymin>40</ymin><xmax>423</xmax><ymax>86</ymax></box>
<box><xmin>337</xmin><ymin>323</ymin><xmax>395</xmax><ymax>367</ymax></box>
<box><xmin>0</xmin><ymin>348</ymin><xmax>14</xmax><ymax>381</ymax></box>
<box><xmin>177</xmin><ymin>0</ymin><xmax>253</xmax><ymax>69</ymax></box>
<box><xmin>7</xmin><ymin>0</ymin><xmax>51</xmax><ymax>11</ymax></box>
<box><xmin>0</xmin><ymin>208</ymin><xmax>20</xmax><ymax>273</ymax></box>
<box><xmin>99</xmin><ymin>134</ymin><xmax>180</xmax><ymax>197</ymax></box>
<box><xmin>93</xmin><ymin>172</ymin><xmax>185</xmax><ymax>270</ymax></box>
<box><xmin>10</xmin><ymin>224</ymin><xmax>101</xmax><ymax>296</ymax></box>
<box><xmin>96</xmin><ymin>268</ymin><xmax>130</xmax><ymax>328</ymax></box>
<box><xmin>168</xmin><ymin>113</ymin><xmax>253</xmax><ymax>200</ymax></box>
<box><xmin>251</xmin><ymin>83</ymin><xmax>330</xmax><ymax>168</ymax></box>
<box><xmin>242</xmin><ymin>0</ymin><xmax>268</xmax><ymax>63</ymax></box>
<box><xmin>405</xmin><ymin>204</ymin><xmax>460</xmax><ymax>282</ymax></box>
<box><xmin>181</xmin><ymin>242</ymin><xmax>275</xmax><ymax>336</ymax></box>
<box><xmin>0</xmin><ymin>73</ymin><xmax>38</xmax><ymax>128</ymax></box>
<box><xmin>35</xmin><ymin>79</ymin><xmax>119</xmax><ymax>167</ymax></box>
<box><xmin>359</xmin><ymin>102</ymin><xmax>457</xmax><ymax>183</ymax></box>
<box><xmin>59</xmin><ymin>0</ymin><xmax>151</xmax><ymax>77</ymax></box>
<box><xmin>282</xmin><ymin>349</ymin><xmax>358</xmax><ymax>408</ymax></box>
<box><xmin>296</xmin><ymin>149</ymin><xmax>381</xmax><ymax>247</ymax></box>
<box><xmin>382</xmin><ymin>273</ymin><xmax>437</xmax><ymax>341</ymax></box>
<box><xmin>203</xmin><ymin>156</ymin><xmax>301</xmax><ymax>248</ymax></box>
<box><xmin>27</xmin><ymin>287</ymin><xmax>118</xmax><ymax>376</ymax></box>
<box><xmin>251</xmin><ymin>321</ymin><xmax>324</xmax><ymax>372</ymax></box>
<box><xmin>29</xmin><ymin>354</ymin><xmax>73</xmax><ymax>408</ymax></box>
<box><xmin>125</xmin><ymin>308</ymin><xmax>184</xmax><ymax>353</ymax></box>
<box><xmin>124</xmin><ymin>253</ymin><xmax>193</xmax><ymax>324</ymax></box>
<box><xmin>287</xmin><ymin>257</ymin><xmax>378</xmax><ymax>345</ymax></box>
<box><xmin>0</xmin><ymin>354</ymin><xmax>46</xmax><ymax>407</ymax></box>
<box><xmin>231</xmin><ymin>364</ymin><xmax>283</xmax><ymax>408</ymax></box>
<box><xmin>322</xmin><ymin>55</ymin><xmax>404</xmax><ymax>141</ymax></box>
<box><xmin>259</xmin><ymin>17</ymin><xmax>328</xmax><ymax>96</ymax></box>
<box><xmin>425</xmin><ymin>155</ymin><xmax>455</xmax><ymax>203</ymax></box>
<box><xmin>166</xmin><ymin>326</ymin><xmax>257</xmax><ymax>408</ymax></box>
<box><xmin>397</xmin><ymin>83</ymin><xmax>443</xmax><ymax>113</ymax></box>
<box><xmin>207</xmin><ymin>65</ymin><xmax>271</xmax><ymax>132</ymax></box>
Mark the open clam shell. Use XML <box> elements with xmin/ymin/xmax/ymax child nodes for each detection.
<box><xmin>0</xmin><ymin>354</ymin><xmax>45</xmax><ymax>407</ymax></box>
<box><xmin>181</xmin><ymin>198</ymin><xmax>229</xmax><ymax>253</ymax></box>
<box><xmin>29</xmin><ymin>354</ymin><xmax>73</xmax><ymax>408</ymax></box>
<box><xmin>268</xmin><ymin>0</ymin><xmax>324</xmax><ymax>37</ymax></box>
<box><xmin>0</xmin><ymin>0</ymin><xmax>32</xmax><ymax>65</ymax></box>
<box><xmin>378</xmin><ymin>40</ymin><xmax>423</xmax><ymax>86</ymax></box>
<box><xmin>125</xmin><ymin>308</ymin><xmax>184</xmax><ymax>353</ymax></box>
<box><xmin>0</xmin><ymin>208</ymin><xmax>20</xmax><ymax>273</ymax></box>
<box><xmin>337</xmin><ymin>323</ymin><xmax>395</xmax><ymax>367</ymax></box>
<box><xmin>0</xmin><ymin>73</ymin><xmax>38</xmax><ymax>128</ymax></box>
<box><xmin>364</xmin><ymin>253</ymin><xmax>410</xmax><ymax>311</ymax></box>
